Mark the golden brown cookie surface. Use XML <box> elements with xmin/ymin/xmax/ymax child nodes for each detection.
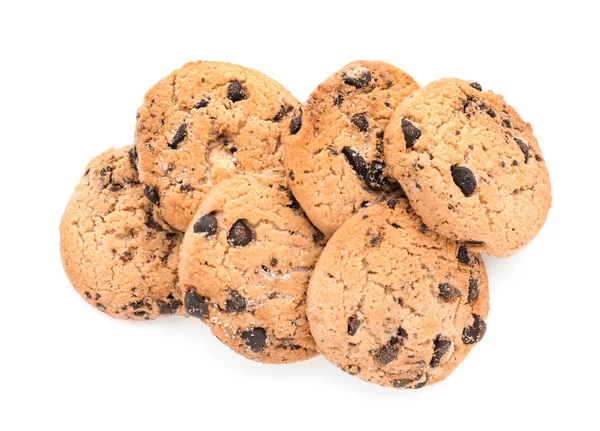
<box><xmin>307</xmin><ymin>200</ymin><xmax>489</xmax><ymax>388</ymax></box>
<box><xmin>179</xmin><ymin>171</ymin><xmax>323</xmax><ymax>363</ymax></box>
<box><xmin>283</xmin><ymin>61</ymin><xmax>419</xmax><ymax>238</ymax></box>
<box><xmin>385</xmin><ymin>79</ymin><xmax>551</xmax><ymax>257</ymax></box>
<box><xmin>135</xmin><ymin>61</ymin><xmax>299</xmax><ymax>231</ymax></box>
<box><xmin>60</xmin><ymin>147</ymin><xmax>183</xmax><ymax>320</ymax></box>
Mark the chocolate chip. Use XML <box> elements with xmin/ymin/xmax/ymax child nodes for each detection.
<box><xmin>468</xmin><ymin>278</ymin><xmax>479</xmax><ymax>304</ymax></box>
<box><xmin>272</xmin><ymin>105</ymin><xmax>289</xmax><ymax>122</ymax></box>
<box><xmin>348</xmin><ymin>316</ymin><xmax>361</xmax><ymax>335</ymax></box>
<box><xmin>397</xmin><ymin>327</ymin><xmax>408</xmax><ymax>339</ymax></box>
<box><xmin>144</xmin><ymin>185</ymin><xmax>159</xmax><ymax>205</ymax></box>
<box><xmin>289</xmin><ymin>116</ymin><xmax>302</xmax><ymax>135</ymax></box>
<box><xmin>469</xmin><ymin>82</ymin><xmax>482</xmax><ymax>91</ymax></box>
<box><xmin>430</xmin><ymin>336</ymin><xmax>452</xmax><ymax>367</ymax></box>
<box><xmin>84</xmin><ymin>291</ymin><xmax>91</xmax><ymax>299</ymax></box>
<box><xmin>193</xmin><ymin>214</ymin><xmax>218</xmax><ymax>237</ymax></box>
<box><xmin>241</xmin><ymin>327</ymin><xmax>267</xmax><ymax>353</ymax></box>
<box><xmin>184</xmin><ymin>290</ymin><xmax>209</xmax><ymax>318</ymax></box>
<box><xmin>387</xmin><ymin>199</ymin><xmax>397</xmax><ymax>209</ymax></box>
<box><xmin>401</xmin><ymin>118</ymin><xmax>421</xmax><ymax>149</ymax></box>
<box><xmin>225</xmin><ymin>289</ymin><xmax>246</xmax><ymax>313</ymax></box>
<box><xmin>227</xmin><ymin>220</ymin><xmax>254</xmax><ymax>247</ymax></box>
<box><xmin>451</xmin><ymin>165</ymin><xmax>477</xmax><ymax>196</ymax></box>
<box><xmin>350</xmin><ymin>113</ymin><xmax>369</xmax><ymax>132</ymax></box>
<box><xmin>131</xmin><ymin>301</ymin><xmax>144</xmax><ymax>310</ymax></box>
<box><xmin>438</xmin><ymin>283</ymin><xmax>463</xmax><ymax>300</ymax></box>
<box><xmin>512</xmin><ymin>159</ymin><xmax>519</xmax><ymax>166</ymax></box>
<box><xmin>227</xmin><ymin>80</ymin><xmax>246</xmax><ymax>102</ymax></box>
<box><xmin>270</xmin><ymin>258</ymin><xmax>278</xmax><ymax>267</ymax></box>
<box><xmin>158</xmin><ymin>298</ymin><xmax>182</xmax><ymax>315</ymax></box>
<box><xmin>342</xmin><ymin>147</ymin><xmax>367</xmax><ymax>180</ymax></box>
<box><xmin>369</xmin><ymin>232</ymin><xmax>381</xmax><ymax>247</ymax></box>
<box><xmin>457</xmin><ymin>246</ymin><xmax>470</xmax><ymax>265</ymax></box>
<box><xmin>333</xmin><ymin>95</ymin><xmax>344</xmax><ymax>106</ymax></box>
<box><xmin>418</xmin><ymin>223</ymin><xmax>429</xmax><ymax>233</ymax></box>
<box><xmin>128</xmin><ymin>147</ymin><xmax>138</xmax><ymax>170</ymax></box>
<box><xmin>343</xmin><ymin>69</ymin><xmax>372</xmax><ymax>88</ymax></box>
<box><xmin>168</xmin><ymin>123</ymin><xmax>187</xmax><ymax>149</ymax></box>
<box><xmin>486</xmin><ymin>107</ymin><xmax>496</xmax><ymax>118</ymax></box>
<box><xmin>365</xmin><ymin>160</ymin><xmax>386</xmax><ymax>190</ymax></box>
<box><xmin>514</xmin><ymin>137</ymin><xmax>529</xmax><ymax>162</ymax></box>
<box><xmin>194</xmin><ymin>98</ymin><xmax>210</xmax><ymax>109</ymax></box>
<box><xmin>375</xmin><ymin>342</ymin><xmax>399</xmax><ymax>365</ymax></box>
<box><xmin>462</xmin><ymin>315</ymin><xmax>487</xmax><ymax>344</ymax></box>
<box><xmin>503</xmin><ymin>118</ymin><xmax>512</xmax><ymax>128</ymax></box>
<box><xmin>133</xmin><ymin>310</ymin><xmax>146</xmax><ymax>316</ymax></box>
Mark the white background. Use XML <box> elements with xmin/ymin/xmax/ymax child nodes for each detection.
<box><xmin>1</xmin><ymin>1</ymin><xmax>598</xmax><ymax>430</ymax></box>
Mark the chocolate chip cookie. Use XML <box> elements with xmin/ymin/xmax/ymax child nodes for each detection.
<box><xmin>135</xmin><ymin>61</ymin><xmax>299</xmax><ymax>231</ymax></box>
<box><xmin>307</xmin><ymin>200</ymin><xmax>489</xmax><ymax>388</ymax></box>
<box><xmin>384</xmin><ymin>78</ymin><xmax>551</xmax><ymax>257</ymax></box>
<box><xmin>178</xmin><ymin>171</ymin><xmax>324</xmax><ymax>363</ymax></box>
<box><xmin>60</xmin><ymin>147</ymin><xmax>183</xmax><ymax>320</ymax></box>
<box><xmin>283</xmin><ymin>61</ymin><xmax>419</xmax><ymax>238</ymax></box>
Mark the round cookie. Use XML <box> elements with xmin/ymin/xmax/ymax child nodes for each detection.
<box><xmin>135</xmin><ymin>61</ymin><xmax>299</xmax><ymax>231</ymax></box>
<box><xmin>283</xmin><ymin>60</ymin><xmax>419</xmax><ymax>238</ymax></box>
<box><xmin>307</xmin><ymin>200</ymin><xmax>489</xmax><ymax>389</ymax></box>
<box><xmin>384</xmin><ymin>78</ymin><xmax>551</xmax><ymax>257</ymax></box>
<box><xmin>178</xmin><ymin>172</ymin><xmax>324</xmax><ymax>363</ymax></box>
<box><xmin>60</xmin><ymin>146</ymin><xmax>183</xmax><ymax>320</ymax></box>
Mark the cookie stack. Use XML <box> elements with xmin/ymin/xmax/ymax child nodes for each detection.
<box><xmin>60</xmin><ymin>60</ymin><xmax>551</xmax><ymax>389</ymax></box>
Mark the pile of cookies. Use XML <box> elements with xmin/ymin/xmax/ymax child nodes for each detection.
<box><xmin>60</xmin><ymin>60</ymin><xmax>551</xmax><ymax>389</ymax></box>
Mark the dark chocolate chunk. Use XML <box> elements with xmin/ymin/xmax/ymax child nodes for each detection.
<box><xmin>514</xmin><ymin>137</ymin><xmax>530</xmax><ymax>162</ymax></box>
<box><xmin>227</xmin><ymin>80</ymin><xmax>246</xmax><ymax>102</ymax></box>
<box><xmin>194</xmin><ymin>98</ymin><xmax>210</xmax><ymax>109</ymax></box>
<box><xmin>438</xmin><ymin>283</ymin><xmax>463</xmax><ymax>300</ymax></box>
<box><xmin>333</xmin><ymin>95</ymin><xmax>344</xmax><ymax>106</ymax></box>
<box><xmin>348</xmin><ymin>316</ymin><xmax>361</xmax><ymax>335</ymax></box>
<box><xmin>418</xmin><ymin>223</ymin><xmax>429</xmax><ymax>233</ymax></box>
<box><xmin>193</xmin><ymin>214</ymin><xmax>218</xmax><ymax>237</ymax></box>
<box><xmin>397</xmin><ymin>327</ymin><xmax>408</xmax><ymax>339</ymax></box>
<box><xmin>350</xmin><ymin>113</ymin><xmax>369</xmax><ymax>132</ymax></box>
<box><xmin>451</xmin><ymin>165</ymin><xmax>477</xmax><ymax>196</ymax></box>
<box><xmin>430</xmin><ymin>336</ymin><xmax>452</xmax><ymax>367</ymax></box>
<box><xmin>469</xmin><ymin>82</ymin><xmax>482</xmax><ymax>91</ymax></box>
<box><xmin>227</xmin><ymin>219</ymin><xmax>254</xmax><ymax>247</ymax></box>
<box><xmin>158</xmin><ymin>298</ymin><xmax>182</xmax><ymax>315</ymax></box>
<box><xmin>411</xmin><ymin>375</ymin><xmax>429</xmax><ymax>389</ymax></box>
<box><xmin>342</xmin><ymin>147</ymin><xmax>367</xmax><ymax>180</ymax></box>
<box><xmin>272</xmin><ymin>104</ymin><xmax>289</xmax><ymax>121</ymax></box>
<box><xmin>462</xmin><ymin>315</ymin><xmax>487</xmax><ymax>344</ymax></box>
<box><xmin>184</xmin><ymin>290</ymin><xmax>209</xmax><ymax>318</ymax></box>
<box><xmin>468</xmin><ymin>278</ymin><xmax>479</xmax><ymax>304</ymax></box>
<box><xmin>457</xmin><ymin>246</ymin><xmax>470</xmax><ymax>265</ymax></box>
<box><xmin>241</xmin><ymin>327</ymin><xmax>267</xmax><ymax>353</ymax></box>
<box><xmin>375</xmin><ymin>342</ymin><xmax>399</xmax><ymax>365</ymax></box>
<box><xmin>365</xmin><ymin>160</ymin><xmax>386</xmax><ymax>190</ymax></box>
<box><xmin>144</xmin><ymin>185</ymin><xmax>160</xmax><ymax>205</ymax></box>
<box><xmin>289</xmin><ymin>116</ymin><xmax>302</xmax><ymax>135</ymax></box>
<box><xmin>343</xmin><ymin>69</ymin><xmax>372</xmax><ymax>88</ymax></box>
<box><xmin>131</xmin><ymin>301</ymin><xmax>144</xmax><ymax>310</ymax></box>
<box><xmin>401</xmin><ymin>118</ymin><xmax>421</xmax><ymax>149</ymax></box>
<box><xmin>168</xmin><ymin>123</ymin><xmax>187</xmax><ymax>149</ymax></box>
<box><xmin>225</xmin><ymin>289</ymin><xmax>246</xmax><ymax>313</ymax></box>
<box><xmin>128</xmin><ymin>147</ymin><xmax>138</xmax><ymax>170</ymax></box>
